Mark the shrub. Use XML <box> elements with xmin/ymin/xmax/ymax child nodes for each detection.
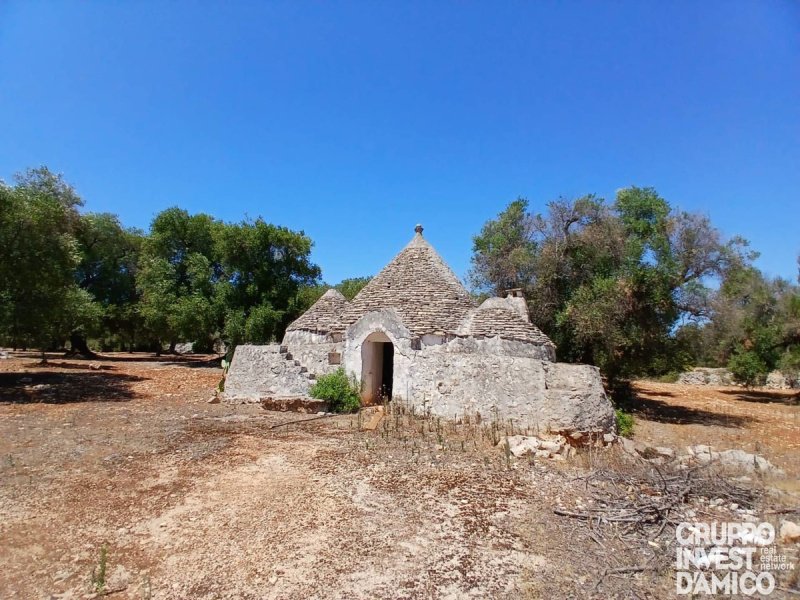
<box><xmin>657</xmin><ymin>371</ymin><xmax>681</xmax><ymax>384</ymax></box>
<box><xmin>615</xmin><ymin>409</ymin><xmax>634</xmax><ymax>437</ymax></box>
<box><xmin>309</xmin><ymin>368</ymin><xmax>361</xmax><ymax>413</ymax></box>
<box><xmin>728</xmin><ymin>349</ymin><xmax>768</xmax><ymax>388</ymax></box>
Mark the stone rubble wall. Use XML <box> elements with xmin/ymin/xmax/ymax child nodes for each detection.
<box><xmin>285</xmin><ymin>341</ymin><xmax>343</xmax><ymax>379</ymax></box>
<box><xmin>677</xmin><ymin>367</ymin><xmax>799</xmax><ymax>389</ymax></box>
<box><xmin>406</xmin><ymin>351</ymin><xmax>615</xmax><ymax>433</ymax></box>
<box><xmin>677</xmin><ymin>367</ymin><xmax>735</xmax><ymax>386</ymax></box>
<box><xmin>765</xmin><ymin>370</ymin><xmax>800</xmax><ymax>389</ymax></box>
<box><xmin>222</xmin><ymin>344</ymin><xmax>313</xmax><ymax>402</ymax></box>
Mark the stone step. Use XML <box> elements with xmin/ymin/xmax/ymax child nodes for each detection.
<box><xmin>299</xmin><ymin>366</ymin><xmax>307</xmax><ymax>373</ymax></box>
<box><xmin>293</xmin><ymin>360</ymin><xmax>301</xmax><ymax>367</ymax></box>
<box><xmin>284</xmin><ymin>352</ymin><xmax>293</xmax><ymax>360</ymax></box>
<box><xmin>279</xmin><ymin>345</ymin><xmax>288</xmax><ymax>354</ymax></box>
<box><xmin>260</xmin><ymin>395</ymin><xmax>328</xmax><ymax>414</ymax></box>
<box><xmin>307</xmin><ymin>374</ymin><xmax>316</xmax><ymax>381</ymax></box>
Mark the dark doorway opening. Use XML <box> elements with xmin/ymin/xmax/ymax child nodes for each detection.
<box><xmin>380</xmin><ymin>341</ymin><xmax>394</xmax><ymax>400</ymax></box>
<box><xmin>360</xmin><ymin>334</ymin><xmax>395</xmax><ymax>404</ymax></box>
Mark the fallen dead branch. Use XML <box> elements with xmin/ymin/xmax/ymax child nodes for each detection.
<box><xmin>553</xmin><ymin>456</ymin><xmax>765</xmax><ymax>595</ymax></box>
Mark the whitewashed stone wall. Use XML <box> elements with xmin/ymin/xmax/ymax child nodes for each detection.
<box><xmin>343</xmin><ymin>309</ymin><xmax>417</xmax><ymax>403</ymax></box>
<box><xmin>342</xmin><ymin>310</ymin><xmax>614</xmax><ymax>432</ymax></box>
<box><xmin>404</xmin><ymin>351</ymin><xmax>613</xmax><ymax>432</ymax></box>
<box><xmin>225</xmin><ymin>310</ymin><xmax>615</xmax><ymax>432</ymax></box>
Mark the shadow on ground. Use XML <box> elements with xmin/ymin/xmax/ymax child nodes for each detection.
<box><xmin>8</xmin><ymin>351</ymin><xmax>222</xmax><ymax>369</ymax></box>
<box><xmin>631</xmin><ymin>396</ymin><xmax>752</xmax><ymax>428</ymax></box>
<box><xmin>0</xmin><ymin>371</ymin><xmax>146</xmax><ymax>404</ymax></box>
<box><xmin>719</xmin><ymin>389</ymin><xmax>800</xmax><ymax>405</ymax></box>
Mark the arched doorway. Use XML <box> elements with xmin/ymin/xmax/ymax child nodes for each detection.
<box><xmin>360</xmin><ymin>331</ymin><xmax>394</xmax><ymax>404</ymax></box>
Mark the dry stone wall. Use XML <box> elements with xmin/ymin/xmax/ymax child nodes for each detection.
<box><xmin>406</xmin><ymin>351</ymin><xmax>614</xmax><ymax>433</ymax></box>
<box><xmin>223</xmin><ymin>344</ymin><xmax>313</xmax><ymax>402</ymax></box>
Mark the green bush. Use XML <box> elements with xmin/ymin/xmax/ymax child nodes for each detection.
<box><xmin>656</xmin><ymin>371</ymin><xmax>681</xmax><ymax>384</ymax></box>
<box><xmin>309</xmin><ymin>368</ymin><xmax>361</xmax><ymax>413</ymax></box>
<box><xmin>615</xmin><ymin>409</ymin><xmax>634</xmax><ymax>437</ymax></box>
<box><xmin>728</xmin><ymin>349</ymin><xmax>768</xmax><ymax>388</ymax></box>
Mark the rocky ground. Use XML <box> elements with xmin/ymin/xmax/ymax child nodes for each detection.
<box><xmin>0</xmin><ymin>352</ymin><xmax>798</xmax><ymax>599</ymax></box>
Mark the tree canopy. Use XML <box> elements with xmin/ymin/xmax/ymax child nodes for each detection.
<box><xmin>0</xmin><ymin>168</ymin><xmax>326</xmax><ymax>357</ymax></box>
<box><xmin>2</xmin><ymin>166</ymin><xmax>796</xmax><ymax>391</ymax></box>
<box><xmin>470</xmin><ymin>188</ymin><xmax>759</xmax><ymax>382</ymax></box>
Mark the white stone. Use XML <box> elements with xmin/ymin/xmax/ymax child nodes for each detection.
<box><xmin>779</xmin><ymin>520</ymin><xmax>800</xmax><ymax>543</ymax></box>
<box><xmin>505</xmin><ymin>435</ymin><xmax>541</xmax><ymax>457</ymax></box>
<box><xmin>539</xmin><ymin>439</ymin><xmax>564</xmax><ymax>453</ymax></box>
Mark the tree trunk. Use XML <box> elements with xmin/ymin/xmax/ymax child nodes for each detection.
<box><xmin>68</xmin><ymin>331</ymin><xmax>97</xmax><ymax>358</ymax></box>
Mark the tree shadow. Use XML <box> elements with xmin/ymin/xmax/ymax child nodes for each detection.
<box><xmin>0</xmin><ymin>371</ymin><xmax>146</xmax><ymax>404</ymax></box>
<box><xmin>31</xmin><ymin>361</ymin><xmax>118</xmax><ymax>371</ymax></box>
<box><xmin>719</xmin><ymin>389</ymin><xmax>799</xmax><ymax>406</ymax></box>
<box><xmin>631</xmin><ymin>396</ymin><xmax>752</xmax><ymax>428</ymax></box>
<box><xmin>91</xmin><ymin>354</ymin><xmax>222</xmax><ymax>368</ymax></box>
<box><xmin>638</xmin><ymin>390</ymin><xmax>676</xmax><ymax>398</ymax></box>
<box><xmin>7</xmin><ymin>351</ymin><xmax>221</xmax><ymax>369</ymax></box>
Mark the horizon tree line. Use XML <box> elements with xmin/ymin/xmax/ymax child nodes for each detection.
<box><xmin>1</xmin><ymin>166</ymin><xmax>797</xmax><ymax>388</ymax></box>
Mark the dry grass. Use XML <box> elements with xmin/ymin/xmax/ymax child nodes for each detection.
<box><xmin>0</xmin><ymin>353</ymin><xmax>798</xmax><ymax>598</ymax></box>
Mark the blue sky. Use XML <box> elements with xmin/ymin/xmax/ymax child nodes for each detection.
<box><xmin>1</xmin><ymin>1</ymin><xmax>798</xmax><ymax>284</ymax></box>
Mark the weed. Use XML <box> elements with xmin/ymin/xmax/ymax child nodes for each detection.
<box><xmin>91</xmin><ymin>545</ymin><xmax>108</xmax><ymax>593</ymax></box>
<box><xmin>615</xmin><ymin>409</ymin><xmax>634</xmax><ymax>437</ymax></box>
<box><xmin>310</xmin><ymin>368</ymin><xmax>361</xmax><ymax>413</ymax></box>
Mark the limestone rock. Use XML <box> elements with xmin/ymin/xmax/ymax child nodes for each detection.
<box><xmin>716</xmin><ymin>449</ymin><xmax>784</xmax><ymax>477</ymax></box>
<box><xmin>539</xmin><ymin>438</ymin><xmax>565</xmax><ymax>453</ymax></box>
<box><xmin>174</xmin><ymin>342</ymin><xmax>194</xmax><ymax>355</ymax></box>
<box><xmin>505</xmin><ymin>435</ymin><xmax>541</xmax><ymax>457</ymax></box>
<box><xmin>685</xmin><ymin>445</ymin><xmax>784</xmax><ymax>477</ymax></box>
<box><xmin>765</xmin><ymin>370</ymin><xmax>799</xmax><ymax>389</ymax></box>
<box><xmin>619</xmin><ymin>439</ymin><xmax>676</xmax><ymax>461</ymax></box>
<box><xmin>779</xmin><ymin>520</ymin><xmax>800</xmax><ymax>543</ymax></box>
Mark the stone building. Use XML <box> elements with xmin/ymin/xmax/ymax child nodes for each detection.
<box><xmin>224</xmin><ymin>226</ymin><xmax>615</xmax><ymax>433</ymax></box>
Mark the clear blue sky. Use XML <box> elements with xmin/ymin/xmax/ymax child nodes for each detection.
<box><xmin>1</xmin><ymin>1</ymin><xmax>798</xmax><ymax>284</ymax></box>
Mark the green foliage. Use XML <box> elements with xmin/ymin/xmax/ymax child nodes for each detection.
<box><xmin>74</xmin><ymin>213</ymin><xmax>144</xmax><ymax>349</ymax></box>
<box><xmin>656</xmin><ymin>372</ymin><xmax>681</xmax><ymax>384</ymax></box>
<box><xmin>469</xmin><ymin>198</ymin><xmax>537</xmax><ymax>294</ymax></box>
<box><xmin>215</xmin><ymin>217</ymin><xmax>321</xmax><ymax>345</ymax></box>
<box><xmin>309</xmin><ymin>368</ymin><xmax>362</xmax><ymax>413</ymax></box>
<box><xmin>727</xmin><ymin>348</ymin><xmax>768</xmax><ymax>388</ymax></box>
<box><xmin>615</xmin><ymin>409</ymin><xmax>634</xmax><ymax>438</ymax></box>
<box><xmin>679</xmin><ymin>263</ymin><xmax>800</xmax><ymax>386</ymax></box>
<box><xmin>0</xmin><ymin>168</ymin><xmax>97</xmax><ymax>350</ymax></box>
<box><xmin>469</xmin><ymin>188</ymin><xmax>751</xmax><ymax>383</ymax></box>
<box><xmin>335</xmin><ymin>276</ymin><xmax>372</xmax><ymax>300</ymax></box>
<box><xmin>0</xmin><ymin>166</ymin><xmax>323</xmax><ymax>355</ymax></box>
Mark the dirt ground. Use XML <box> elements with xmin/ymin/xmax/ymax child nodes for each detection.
<box><xmin>0</xmin><ymin>353</ymin><xmax>798</xmax><ymax>599</ymax></box>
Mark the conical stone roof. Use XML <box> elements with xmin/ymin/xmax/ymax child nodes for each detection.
<box><xmin>457</xmin><ymin>298</ymin><xmax>555</xmax><ymax>346</ymax></box>
<box><xmin>286</xmin><ymin>288</ymin><xmax>349</xmax><ymax>334</ymax></box>
<box><xmin>335</xmin><ymin>227</ymin><xmax>476</xmax><ymax>336</ymax></box>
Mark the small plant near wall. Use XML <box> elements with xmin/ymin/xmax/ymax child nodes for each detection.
<box><xmin>615</xmin><ymin>409</ymin><xmax>634</xmax><ymax>438</ymax></box>
<box><xmin>309</xmin><ymin>368</ymin><xmax>362</xmax><ymax>413</ymax></box>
